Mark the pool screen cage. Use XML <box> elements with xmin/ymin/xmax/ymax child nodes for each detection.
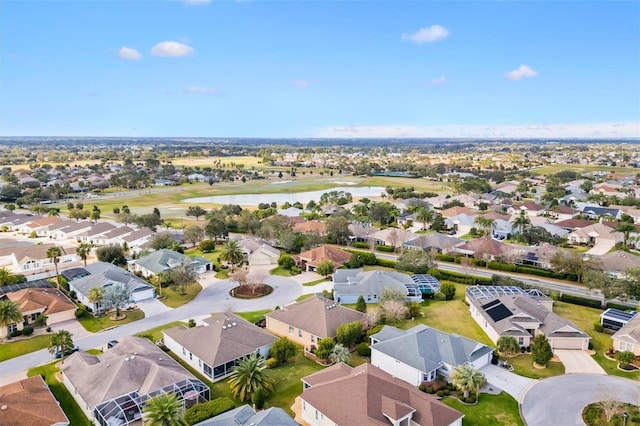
<box><xmin>94</xmin><ymin>378</ymin><xmax>209</xmax><ymax>426</ymax></box>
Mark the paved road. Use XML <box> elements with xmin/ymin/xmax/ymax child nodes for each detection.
<box><xmin>521</xmin><ymin>374</ymin><xmax>640</xmax><ymax>426</ymax></box>
<box><xmin>0</xmin><ymin>275</ymin><xmax>306</xmax><ymax>379</ymax></box>
<box><xmin>481</xmin><ymin>364</ymin><xmax>536</xmax><ymax>402</ymax></box>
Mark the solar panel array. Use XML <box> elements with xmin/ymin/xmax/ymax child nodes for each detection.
<box><xmin>601</xmin><ymin>308</ymin><xmax>638</xmax><ymax>323</ymax></box>
<box><xmin>466</xmin><ymin>285</ymin><xmax>549</xmax><ymax>301</ymax></box>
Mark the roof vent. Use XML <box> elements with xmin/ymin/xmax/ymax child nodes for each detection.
<box><xmin>158</xmin><ymin>358</ymin><xmax>163</xmax><ymax>361</ymax></box>
<box><xmin>232</xmin><ymin>322</ymin><xmax>236</xmax><ymax>327</ymax></box>
<box><xmin>125</xmin><ymin>357</ymin><xmax>130</xmax><ymax>361</ymax></box>
<box><xmin>222</xmin><ymin>325</ymin><xmax>227</xmax><ymax>329</ymax></box>
<box><xmin>0</xmin><ymin>405</ymin><xmax>7</xmax><ymax>411</ymax></box>
<box><xmin>130</xmin><ymin>355</ymin><xmax>136</xmax><ymax>360</ymax></box>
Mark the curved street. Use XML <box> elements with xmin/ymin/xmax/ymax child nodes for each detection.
<box><xmin>521</xmin><ymin>374</ymin><xmax>640</xmax><ymax>426</ymax></box>
<box><xmin>0</xmin><ymin>274</ymin><xmax>330</xmax><ymax>380</ymax></box>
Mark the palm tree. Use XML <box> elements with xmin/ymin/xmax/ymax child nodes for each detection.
<box><xmin>87</xmin><ymin>287</ymin><xmax>104</xmax><ymax>312</ymax></box>
<box><xmin>0</xmin><ymin>299</ymin><xmax>22</xmax><ymax>340</ymax></box>
<box><xmin>46</xmin><ymin>246</ymin><xmax>63</xmax><ymax>289</ymax></box>
<box><xmin>47</xmin><ymin>208</ymin><xmax>60</xmax><ymax>217</ymax></box>
<box><xmin>328</xmin><ymin>343</ymin><xmax>351</xmax><ymax>365</ymax></box>
<box><xmin>513</xmin><ymin>210</ymin><xmax>532</xmax><ymax>235</ymax></box>
<box><xmin>415</xmin><ymin>207</ymin><xmax>434</xmax><ymax>231</ymax></box>
<box><xmin>48</xmin><ymin>329</ymin><xmax>74</xmax><ymax>364</ymax></box>
<box><xmin>228</xmin><ymin>353</ymin><xmax>274</xmax><ymax>402</ymax></box>
<box><xmin>0</xmin><ymin>268</ymin><xmax>18</xmax><ymax>286</ymax></box>
<box><xmin>220</xmin><ymin>240</ymin><xmax>245</xmax><ymax>270</ymax></box>
<box><xmin>451</xmin><ymin>363</ymin><xmax>487</xmax><ymax>399</ymax></box>
<box><xmin>614</xmin><ymin>222</ymin><xmax>636</xmax><ymax>248</ymax></box>
<box><xmin>497</xmin><ymin>336</ymin><xmax>520</xmax><ymax>357</ymax></box>
<box><xmin>143</xmin><ymin>392</ymin><xmax>187</xmax><ymax>426</ymax></box>
<box><xmin>474</xmin><ymin>216</ymin><xmax>495</xmax><ymax>237</ymax></box>
<box><xmin>76</xmin><ymin>242</ymin><xmax>92</xmax><ymax>267</ymax></box>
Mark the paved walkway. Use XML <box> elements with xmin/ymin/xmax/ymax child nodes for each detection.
<box><xmin>554</xmin><ymin>350</ymin><xmax>606</xmax><ymax>375</ymax></box>
<box><xmin>521</xmin><ymin>374</ymin><xmax>640</xmax><ymax>426</ymax></box>
<box><xmin>481</xmin><ymin>364</ymin><xmax>536</xmax><ymax>402</ymax></box>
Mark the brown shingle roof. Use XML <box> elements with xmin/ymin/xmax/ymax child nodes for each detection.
<box><xmin>301</xmin><ymin>363</ymin><xmax>463</xmax><ymax>426</ymax></box>
<box><xmin>293</xmin><ymin>220</ymin><xmax>327</xmax><ymax>234</ymax></box>
<box><xmin>7</xmin><ymin>288</ymin><xmax>76</xmax><ymax>316</ymax></box>
<box><xmin>298</xmin><ymin>244</ymin><xmax>351</xmax><ymax>268</ymax></box>
<box><xmin>266</xmin><ymin>295</ymin><xmax>364</xmax><ymax>339</ymax></box>
<box><xmin>0</xmin><ymin>375</ymin><xmax>69</xmax><ymax>426</ymax></box>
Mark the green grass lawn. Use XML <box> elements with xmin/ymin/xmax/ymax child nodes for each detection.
<box><xmin>236</xmin><ymin>309</ymin><xmax>272</xmax><ymax>324</ymax></box>
<box><xmin>159</xmin><ymin>282</ymin><xmax>202</xmax><ymax>308</ymax></box>
<box><xmin>79</xmin><ymin>308</ymin><xmax>145</xmax><ymax>332</ymax></box>
<box><xmin>296</xmin><ymin>293</ymin><xmax>315</xmax><ymax>301</ymax></box>
<box><xmin>135</xmin><ymin>320</ymin><xmax>187</xmax><ymax>343</ymax></box>
<box><xmin>302</xmin><ymin>278</ymin><xmax>328</xmax><ymax>286</ymax></box>
<box><xmin>444</xmin><ymin>392</ymin><xmax>524</xmax><ymax>426</ymax></box>
<box><xmin>507</xmin><ymin>354</ymin><xmax>565</xmax><ymax>379</ymax></box>
<box><xmin>270</xmin><ymin>266</ymin><xmax>293</xmax><ymax>277</ymax></box>
<box><xmin>0</xmin><ymin>334</ymin><xmax>51</xmax><ymax>361</ymax></box>
<box><xmin>553</xmin><ymin>301</ymin><xmax>640</xmax><ymax>379</ymax></box>
<box><xmin>28</xmin><ymin>361</ymin><xmax>90</xmax><ymax>425</ymax></box>
<box><xmin>216</xmin><ymin>269</ymin><xmax>231</xmax><ymax>279</ymax></box>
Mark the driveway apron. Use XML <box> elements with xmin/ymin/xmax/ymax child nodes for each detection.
<box><xmin>481</xmin><ymin>364</ymin><xmax>536</xmax><ymax>402</ymax></box>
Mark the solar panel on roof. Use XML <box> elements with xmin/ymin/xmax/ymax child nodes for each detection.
<box><xmin>602</xmin><ymin>308</ymin><xmax>638</xmax><ymax>322</ymax></box>
<box><xmin>481</xmin><ymin>299</ymin><xmax>501</xmax><ymax>309</ymax></box>
<box><xmin>486</xmin><ymin>303</ymin><xmax>513</xmax><ymax>322</ymax></box>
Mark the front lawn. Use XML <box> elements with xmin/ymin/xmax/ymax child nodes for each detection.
<box><xmin>0</xmin><ymin>334</ymin><xmax>51</xmax><ymax>362</ymax></box>
<box><xmin>444</xmin><ymin>392</ymin><xmax>524</xmax><ymax>426</ymax></box>
<box><xmin>507</xmin><ymin>354</ymin><xmax>565</xmax><ymax>379</ymax></box>
<box><xmin>136</xmin><ymin>320</ymin><xmax>187</xmax><ymax>343</ymax></box>
<box><xmin>28</xmin><ymin>361</ymin><xmax>90</xmax><ymax>425</ymax></box>
<box><xmin>79</xmin><ymin>308</ymin><xmax>145</xmax><ymax>332</ymax></box>
<box><xmin>270</xmin><ymin>267</ymin><xmax>293</xmax><ymax>277</ymax></box>
<box><xmin>159</xmin><ymin>282</ymin><xmax>202</xmax><ymax>308</ymax></box>
<box><xmin>236</xmin><ymin>309</ymin><xmax>272</xmax><ymax>324</ymax></box>
<box><xmin>303</xmin><ymin>278</ymin><xmax>328</xmax><ymax>286</ymax></box>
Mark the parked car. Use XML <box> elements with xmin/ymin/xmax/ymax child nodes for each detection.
<box><xmin>107</xmin><ymin>340</ymin><xmax>119</xmax><ymax>349</ymax></box>
<box><xmin>53</xmin><ymin>345</ymin><xmax>79</xmax><ymax>359</ymax></box>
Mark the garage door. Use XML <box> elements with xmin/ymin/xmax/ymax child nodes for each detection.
<box><xmin>250</xmin><ymin>256</ymin><xmax>271</xmax><ymax>266</ymax></box>
<box><xmin>551</xmin><ymin>338</ymin><xmax>586</xmax><ymax>350</ymax></box>
<box><xmin>131</xmin><ymin>288</ymin><xmax>155</xmax><ymax>302</ymax></box>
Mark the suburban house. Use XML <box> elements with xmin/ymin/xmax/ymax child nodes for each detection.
<box><xmin>248</xmin><ymin>244</ymin><xmax>280</xmax><ymax>266</ymax></box>
<box><xmin>0</xmin><ymin>287</ymin><xmax>76</xmax><ymax>338</ymax></box>
<box><xmin>439</xmin><ymin>206</ymin><xmax>474</xmax><ymax>218</ymax></box>
<box><xmin>194</xmin><ymin>405</ymin><xmax>297</xmax><ymax>426</ymax></box>
<box><xmin>600</xmin><ymin>308</ymin><xmax>638</xmax><ymax>332</ymax></box>
<box><xmin>567</xmin><ymin>222</ymin><xmax>623</xmax><ymax>253</ymax></box>
<box><xmin>369</xmin><ymin>228</ymin><xmax>416</xmax><ymax>249</ymax></box>
<box><xmin>0</xmin><ymin>375</ymin><xmax>69</xmax><ymax>426</ymax></box>
<box><xmin>66</xmin><ymin>262</ymin><xmax>155</xmax><ymax>311</ymax></box>
<box><xmin>466</xmin><ymin>286</ymin><xmax>590</xmax><ymax>350</ymax></box>
<box><xmin>93</xmin><ymin>226</ymin><xmax>135</xmax><ymax>246</ymax></box>
<box><xmin>0</xmin><ymin>243</ymin><xmax>80</xmax><ymax>277</ymax></box>
<box><xmin>293</xmin><ymin>220</ymin><xmax>327</xmax><ymax>235</ymax></box>
<box><xmin>580</xmin><ymin>206</ymin><xmax>622</xmax><ymax>221</ymax></box>
<box><xmin>545</xmin><ymin>205</ymin><xmax>577</xmax><ymax>221</ymax></box>
<box><xmin>370</xmin><ymin>324</ymin><xmax>494</xmax><ymax>386</ymax></box>
<box><xmin>296</xmin><ymin>244</ymin><xmax>351</xmax><ymax>272</ymax></box>
<box><xmin>507</xmin><ymin>201</ymin><xmax>544</xmax><ymax>217</ymax></box>
<box><xmin>452</xmin><ymin>237</ymin><xmax>514</xmax><ymax>262</ymax></box>
<box><xmin>611</xmin><ymin>314</ymin><xmax>640</xmax><ymax>355</ymax></box>
<box><xmin>121</xmin><ymin>228</ymin><xmax>156</xmax><ymax>254</ymax></box>
<box><xmin>163</xmin><ymin>312</ymin><xmax>277</xmax><ymax>382</ymax></box>
<box><xmin>515</xmin><ymin>243</ymin><xmax>568</xmax><ymax>270</ymax></box>
<box><xmin>299</xmin><ymin>363</ymin><xmax>464</xmax><ymax>426</ymax></box>
<box><xmin>348</xmin><ymin>223</ymin><xmax>380</xmax><ymax>242</ymax></box>
<box><xmin>597</xmin><ymin>250</ymin><xmax>640</xmax><ymax>278</ymax></box>
<box><xmin>404</xmin><ymin>233</ymin><xmax>463</xmax><ymax>254</ymax></box>
<box><xmin>265</xmin><ymin>295</ymin><xmax>365</xmax><ymax>348</ymax></box>
<box><xmin>75</xmin><ymin>222</ymin><xmax>117</xmax><ymax>243</ymax></box>
<box><xmin>128</xmin><ymin>249</ymin><xmax>212</xmax><ymax>278</ymax></box>
<box><xmin>61</xmin><ymin>336</ymin><xmax>210</xmax><ymax>426</ymax></box>
<box><xmin>444</xmin><ymin>213</ymin><xmax>476</xmax><ymax>236</ymax></box>
<box><xmin>333</xmin><ymin>269</ymin><xmax>423</xmax><ymax>304</ymax></box>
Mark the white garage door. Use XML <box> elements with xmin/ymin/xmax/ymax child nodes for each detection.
<box><xmin>551</xmin><ymin>338</ymin><xmax>586</xmax><ymax>350</ymax></box>
<box><xmin>131</xmin><ymin>287</ymin><xmax>155</xmax><ymax>302</ymax></box>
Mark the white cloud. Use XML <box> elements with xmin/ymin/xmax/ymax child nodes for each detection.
<box><xmin>182</xmin><ymin>0</ymin><xmax>211</xmax><ymax>4</ymax></box>
<box><xmin>314</xmin><ymin>122</ymin><xmax>640</xmax><ymax>139</ymax></box>
<box><xmin>151</xmin><ymin>41</ymin><xmax>194</xmax><ymax>57</ymax></box>
<box><xmin>402</xmin><ymin>25</ymin><xmax>449</xmax><ymax>44</ymax></box>
<box><xmin>430</xmin><ymin>76</ymin><xmax>447</xmax><ymax>85</ymax></box>
<box><xmin>117</xmin><ymin>47</ymin><xmax>142</xmax><ymax>60</ymax></box>
<box><xmin>184</xmin><ymin>86</ymin><xmax>220</xmax><ymax>96</ymax></box>
<box><xmin>505</xmin><ymin>64</ymin><xmax>538</xmax><ymax>80</ymax></box>
<box><xmin>292</xmin><ymin>80</ymin><xmax>309</xmax><ymax>88</ymax></box>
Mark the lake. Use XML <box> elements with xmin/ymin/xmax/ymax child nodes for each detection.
<box><xmin>182</xmin><ymin>186</ymin><xmax>387</xmax><ymax>206</ymax></box>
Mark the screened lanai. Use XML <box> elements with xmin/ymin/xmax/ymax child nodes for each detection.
<box><xmin>94</xmin><ymin>378</ymin><xmax>209</xmax><ymax>426</ymax></box>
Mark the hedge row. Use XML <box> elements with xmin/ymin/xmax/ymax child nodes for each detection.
<box><xmin>184</xmin><ymin>398</ymin><xmax>236</xmax><ymax>425</ymax></box>
<box><xmin>428</xmin><ymin>268</ymin><xmax>492</xmax><ymax>286</ymax></box>
<box><xmin>486</xmin><ymin>261</ymin><xmax>578</xmax><ymax>281</ymax></box>
<box><xmin>560</xmin><ymin>294</ymin><xmax>603</xmax><ymax>309</ymax></box>
<box><xmin>605</xmin><ymin>301</ymin><xmax>635</xmax><ymax>311</ymax></box>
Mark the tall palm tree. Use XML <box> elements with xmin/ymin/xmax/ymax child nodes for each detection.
<box><xmin>0</xmin><ymin>299</ymin><xmax>22</xmax><ymax>340</ymax></box>
<box><xmin>220</xmin><ymin>240</ymin><xmax>245</xmax><ymax>270</ymax></box>
<box><xmin>451</xmin><ymin>363</ymin><xmax>487</xmax><ymax>399</ymax></box>
<box><xmin>415</xmin><ymin>207</ymin><xmax>434</xmax><ymax>231</ymax></box>
<box><xmin>228</xmin><ymin>353</ymin><xmax>274</xmax><ymax>402</ymax></box>
<box><xmin>513</xmin><ymin>210</ymin><xmax>532</xmax><ymax>235</ymax></box>
<box><xmin>614</xmin><ymin>222</ymin><xmax>636</xmax><ymax>248</ymax></box>
<box><xmin>0</xmin><ymin>268</ymin><xmax>18</xmax><ymax>286</ymax></box>
<box><xmin>143</xmin><ymin>392</ymin><xmax>187</xmax><ymax>426</ymax></box>
<box><xmin>48</xmin><ymin>329</ymin><xmax>74</xmax><ymax>364</ymax></box>
<box><xmin>76</xmin><ymin>242</ymin><xmax>92</xmax><ymax>267</ymax></box>
<box><xmin>46</xmin><ymin>246</ymin><xmax>63</xmax><ymax>289</ymax></box>
<box><xmin>87</xmin><ymin>287</ymin><xmax>104</xmax><ymax>312</ymax></box>
<box><xmin>474</xmin><ymin>216</ymin><xmax>495</xmax><ymax>237</ymax></box>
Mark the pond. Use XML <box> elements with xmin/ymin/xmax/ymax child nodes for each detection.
<box><xmin>182</xmin><ymin>186</ymin><xmax>387</xmax><ymax>206</ymax></box>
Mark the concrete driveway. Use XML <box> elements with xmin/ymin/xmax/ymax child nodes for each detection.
<box><xmin>554</xmin><ymin>350</ymin><xmax>606</xmax><ymax>375</ymax></box>
<box><xmin>481</xmin><ymin>364</ymin><xmax>536</xmax><ymax>402</ymax></box>
<box><xmin>521</xmin><ymin>374</ymin><xmax>640</xmax><ymax>426</ymax></box>
<box><xmin>49</xmin><ymin>319</ymin><xmax>93</xmax><ymax>340</ymax></box>
<box><xmin>288</xmin><ymin>271</ymin><xmax>323</xmax><ymax>285</ymax></box>
<box><xmin>136</xmin><ymin>298</ymin><xmax>172</xmax><ymax>317</ymax></box>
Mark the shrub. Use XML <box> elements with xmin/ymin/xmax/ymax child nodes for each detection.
<box><xmin>436</xmin><ymin>390</ymin><xmax>445</xmax><ymax>397</ymax></box>
<box><xmin>252</xmin><ymin>388</ymin><xmax>265</xmax><ymax>410</ymax></box>
<box><xmin>21</xmin><ymin>326</ymin><xmax>33</xmax><ymax>336</ymax></box>
<box><xmin>605</xmin><ymin>301</ymin><xmax>633</xmax><ymax>311</ymax></box>
<box><xmin>407</xmin><ymin>302</ymin><xmax>422</xmax><ymax>319</ymax></box>
<box><xmin>560</xmin><ymin>294</ymin><xmax>602</xmax><ymax>309</ymax></box>
<box><xmin>616</xmin><ymin>350</ymin><xmax>635</xmax><ymax>367</ymax></box>
<box><xmin>425</xmin><ymin>387</ymin><xmax>434</xmax><ymax>394</ymax></box>
<box><xmin>9</xmin><ymin>330</ymin><xmax>22</xmax><ymax>338</ymax></box>
<box><xmin>269</xmin><ymin>337</ymin><xmax>297</xmax><ymax>364</ymax></box>
<box><xmin>434</xmin><ymin>292</ymin><xmax>446</xmax><ymax>301</ymax></box>
<box><xmin>75</xmin><ymin>305</ymin><xmax>89</xmax><ymax>319</ymax></box>
<box><xmin>465</xmin><ymin>396</ymin><xmax>476</xmax><ymax>404</ymax></box>
<box><xmin>435</xmin><ymin>254</ymin><xmax>455</xmax><ymax>262</ymax></box>
<box><xmin>183</xmin><ymin>397</ymin><xmax>235</xmax><ymax>425</ymax></box>
<box><xmin>198</xmin><ymin>240</ymin><xmax>216</xmax><ymax>253</ymax></box>
<box><xmin>188</xmin><ymin>319</ymin><xmax>196</xmax><ymax>328</ymax></box>
<box><xmin>376</xmin><ymin>245</ymin><xmax>394</xmax><ymax>252</ymax></box>
<box><xmin>265</xmin><ymin>357</ymin><xmax>279</xmax><ymax>369</ymax></box>
<box><xmin>366</xmin><ymin>324</ymin><xmax>384</xmax><ymax>337</ymax></box>
<box><xmin>290</xmin><ymin>266</ymin><xmax>301</xmax><ymax>274</ymax></box>
<box><xmin>376</xmin><ymin>258</ymin><xmax>397</xmax><ymax>268</ymax></box>
<box><xmin>352</xmin><ymin>242</ymin><xmax>369</xmax><ymax>249</ymax></box>
<box><xmin>34</xmin><ymin>314</ymin><xmax>47</xmax><ymax>326</ymax></box>
<box><xmin>593</xmin><ymin>323</ymin><xmax>604</xmax><ymax>333</ymax></box>
<box><xmin>440</xmin><ymin>282</ymin><xmax>456</xmax><ymax>300</ymax></box>
<box><xmin>356</xmin><ymin>342</ymin><xmax>371</xmax><ymax>357</ymax></box>
<box><xmin>46</xmin><ymin>326</ymin><xmax>52</xmax><ymax>332</ymax></box>
<box><xmin>278</xmin><ymin>254</ymin><xmax>295</xmax><ymax>269</ymax></box>
<box><xmin>418</xmin><ymin>383</ymin><xmax>426</xmax><ymax>392</ymax></box>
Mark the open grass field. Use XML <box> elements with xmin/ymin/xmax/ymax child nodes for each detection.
<box><xmin>531</xmin><ymin>164</ymin><xmax>637</xmax><ymax>176</ymax></box>
<box><xmin>444</xmin><ymin>392</ymin><xmax>524</xmax><ymax>426</ymax></box>
<box><xmin>79</xmin><ymin>308</ymin><xmax>145</xmax><ymax>332</ymax></box>
<box><xmin>0</xmin><ymin>334</ymin><xmax>50</xmax><ymax>362</ymax></box>
<box><xmin>28</xmin><ymin>361</ymin><xmax>90</xmax><ymax>425</ymax></box>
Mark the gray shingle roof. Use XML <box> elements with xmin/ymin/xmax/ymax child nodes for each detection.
<box><xmin>69</xmin><ymin>262</ymin><xmax>153</xmax><ymax>297</ymax></box>
<box><xmin>132</xmin><ymin>249</ymin><xmax>192</xmax><ymax>275</ymax></box>
<box><xmin>333</xmin><ymin>269</ymin><xmax>413</xmax><ymax>297</ymax></box>
<box><xmin>163</xmin><ymin>313</ymin><xmax>276</xmax><ymax>367</ymax></box>
<box><xmin>371</xmin><ymin>325</ymin><xmax>494</xmax><ymax>373</ymax></box>
<box><xmin>194</xmin><ymin>405</ymin><xmax>298</xmax><ymax>426</ymax></box>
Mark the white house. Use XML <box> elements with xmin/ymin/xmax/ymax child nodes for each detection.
<box><xmin>333</xmin><ymin>269</ymin><xmax>423</xmax><ymax>304</ymax></box>
<box><xmin>247</xmin><ymin>244</ymin><xmax>280</xmax><ymax>266</ymax></box>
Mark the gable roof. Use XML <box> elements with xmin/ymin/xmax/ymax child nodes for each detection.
<box><xmin>60</xmin><ymin>336</ymin><xmax>196</xmax><ymax>409</ymax></box>
<box><xmin>7</xmin><ymin>287</ymin><xmax>76</xmax><ymax>316</ymax></box>
<box><xmin>163</xmin><ymin>313</ymin><xmax>277</xmax><ymax>367</ymax></box>
<box><xmin>598</xmin><ymin>250</ymin><xmax>640</xmax><ymax>273</ymax></box>
<box><xmin>440</xmin><ymin>206</ymin><xmax>474</xmax><ymax>218</ymax></box>
<box><xmin>194</xmin><ymin>405</ymin><xmax>297</xmax><ymax>426</ymax></box>
<box><xmin>298</xmin><ymin>244</ymin><xmax>351</xmax><ymax>267</ymax></box>
<box><xmin>293</xmin><ymin>220</ymin><xmax>327</xmax><ymax>234</ymax></box>
<box><xmin>266</xmin><ymin>295</ymin><xmax>364</xmax><ymax>338</ymax></box>
<box><xmin>132</xmin><ymin>249</ymin><xmax>192</xmax><ymax>274</ymax></box>
<box><xmin>0</xmin><ymin>375</ymin><xmax>69</xmax><ymax>426</ymax></box>
<box><xmin>371</xmin><ymin>325</ymin><xmax>494</xmax><ymax>373</ymax></box>
<box><xmin>455</xmin><ymin>236</ymin><xmax>510</xmax><ymax>257</ymax></box>
<box><xmin>0</xmin><ymin>243</ymin><xmax>70</xmax><ymax>263</ymax></box>
<box><xmin>68</xmin><ymin>262</ymin><xmax>153</xmax><ymax>297</ymax></box>
<box><xmin>333</xmin><ymin>269</ymin><xmax>414</xmax><ymax>297</ymax></box>
<box><xmin>301</xmin><ymin>363</ymin><xmax>463</xmax><ymax>426</ymax></box>
<box><xmin>612</xmin><ymin>314</ymin><xmax>640</xmax><ymax>346</ymax></box>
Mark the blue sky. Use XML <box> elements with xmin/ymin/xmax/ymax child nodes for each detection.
<box><xmin>1</xmin><ymin>0</ymin><xmax>639</xmax><ymax>138</ymax></box>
